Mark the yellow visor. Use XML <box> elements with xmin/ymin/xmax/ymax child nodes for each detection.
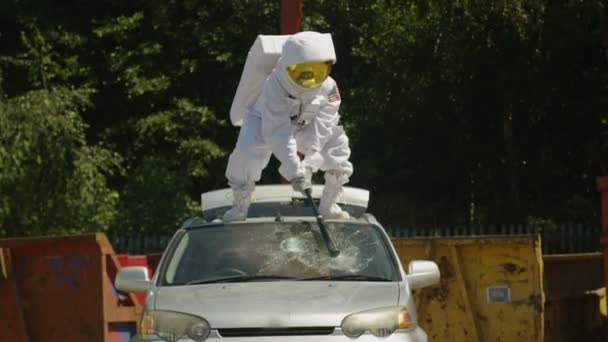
<box><xmin>286</xmin><ymin>61</ymin><xmax>332</xmax><ymax>88</ymax></box>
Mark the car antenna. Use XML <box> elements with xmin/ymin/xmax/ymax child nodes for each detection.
<box><xmin>304</xmin><ymin>188</ymin><xmax>340</xmax><ymax>257</ymax></box>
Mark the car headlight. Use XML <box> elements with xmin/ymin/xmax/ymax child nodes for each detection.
<box><xmin>341</xmin><ymin>306</ymin><xmax>413</xmax><ymax>338</ymax></box>
<box><xmin>140</xmin><ymin>310</ymin><xmax>211</xmax><ymax>342</ymax></box>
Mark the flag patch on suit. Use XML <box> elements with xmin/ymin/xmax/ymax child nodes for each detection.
<box><xmin>328</xmin><ymin>85</ymin><xmax>341</xmax><ymax>102</ymax></box>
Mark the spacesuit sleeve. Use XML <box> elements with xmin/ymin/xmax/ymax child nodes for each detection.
<box><xmin>260</xmin><ymin>88</ymin><xmax>306</xmax><ymax>181</ymax></box>
<box><xmin>299</xmin><ymin>84</ymin><xmax>341</xmax><ymax>156</ymax></box>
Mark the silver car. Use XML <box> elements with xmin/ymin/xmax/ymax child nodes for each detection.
<box><xmin>116</xmin><ymin>186</ymin><xmax>440</xmax><ymax>342</ymax></box>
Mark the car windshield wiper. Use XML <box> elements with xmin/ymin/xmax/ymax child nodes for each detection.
<box><xmin>186</xmin><ymin>274</ymin><xmax>296</xmax><ymax>285</ymax></box>
<box><xmin>298</xmin><ymin>274</ymin><xmax>392</xmax><ymax>282</ymax></box>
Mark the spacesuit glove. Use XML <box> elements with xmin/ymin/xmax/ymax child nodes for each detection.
<box><xmin>291</xmin><ymin>175</ymin><xmax>312</xmax><ymax>195</ymax></box>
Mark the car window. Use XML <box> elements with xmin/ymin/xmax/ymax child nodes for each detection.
<box><xmin>161</xmin><ymin>222</ymin><xmax>399</xmax><ymax>285</ymax></box>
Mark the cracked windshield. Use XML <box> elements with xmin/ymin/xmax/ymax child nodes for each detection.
<box><xmin>162</xmin><ymin>222</ymin><xmax>399</xmax><ymax>285</ymax></box>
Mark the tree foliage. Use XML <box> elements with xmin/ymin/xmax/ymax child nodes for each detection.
<box><xmin>0</xmin><ymin>88</ymin><xmax>119</xmax><ymax>236</ymax></box>
<box><xmin>303</xmin><ymin>0</ymin><xmax>608</xmax><ymax>226</ymax></box>
<box><xmin>0</xmin><ymin>0</ymin><xmax>606</xmax><ymax>236</ymax></box>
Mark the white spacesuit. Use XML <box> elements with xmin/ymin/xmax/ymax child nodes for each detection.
<box><xmin>223</xmin><ymin>31</ymin><xmax>353</xmax><ymax>221</ymax></box>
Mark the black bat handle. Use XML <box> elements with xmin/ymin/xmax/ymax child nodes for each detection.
<box><xmin>305</xmin><ymin>188</ymin><xmax>340</xmax><ymax>257</ymax></box>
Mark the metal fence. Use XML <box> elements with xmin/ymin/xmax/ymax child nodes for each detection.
<box><xmin>385</xmin><ymin>224</ymin><xmax>602</xmax><ymax>255</ymax></box>
<box><xmin>109</xmin><ymin>224</ymin><xmax>602</xmax><ymax>255</ymax></box>
<box><xmin>110</xmin><ymin>234</ymin><xmax>173</xmax><ymax>255</ymax></box>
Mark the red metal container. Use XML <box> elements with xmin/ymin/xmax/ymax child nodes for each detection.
<box><xmin>0</xmin><ymin>234</ymin><xmax>141</xmax><ymax>342</ymax></box>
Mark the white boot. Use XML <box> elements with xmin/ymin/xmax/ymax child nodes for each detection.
<box><xmin>319</xmin><ymin>172</ymin><xmax>350</xmax><ymax>220</ymax></box>
<box><xmin>222</xmin><ymin>190</ymin><xmax>252</xmax><ymax>221</ymax></box>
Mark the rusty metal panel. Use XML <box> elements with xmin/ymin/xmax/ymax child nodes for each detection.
<box><xmin>0</xmin><ymin>248</ymin><xmax>29</xmax><ymax>342</ymax></box>
<box><xmin>392</xmin><ymin>235</ymin><xmax>544</xmax><ymax>342</ymax></box>
<box><xmin>543</xmin><ymin>253</ymin><xmax>604</xmax><ymax>300</ymax></box>
<box><xmin>544</xmin><ymin>288</ymin><xmax>608</xmax><ymax>342</ymax></box>
<box><xmin>543</xmin><ymin>253</ymin><xmax>608</xmax><ymax>341</ymax></box>
<box><xmin>0</xmin><ymin>233</ymin><xmax>140</xmax><ymax>342</ymax></box>
<box><xmin>7</xmin><ymin>236</ymin><xmax>105</xmax><ymax>340</ymax></box>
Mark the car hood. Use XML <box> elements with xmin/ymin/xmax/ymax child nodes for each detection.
<box><xmin>153</xmin><ymin>281</ymin><xmax>400</xmax><ymax>328</ymax></box>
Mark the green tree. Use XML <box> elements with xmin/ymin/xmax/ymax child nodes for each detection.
<box><xmin>1</xmin><ymin>1</ymin><xmax>280</xmax><ymax>235</ymax></box>
<box><xmin>0</xmin><ymin>88</ymin><xmax>119</xmax><ymax>236</ymax></box>
<box><xmin>1</xmin><ymin>0</ymin><xmax>607</xmax><ymax>236</ymax></box>
<box><xmin>83</xmin><ymin>1</ymin><xmax>279</xmax><ymax>233</ymax></box>
<box><xmin>304</xmin><ymin>0</ymin><xmax>607</xmax><ymax>226</ymax></box>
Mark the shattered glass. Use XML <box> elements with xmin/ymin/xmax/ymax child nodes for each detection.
<box><xmin>259</xmin><ymin>223</ymin><xmax>379</xmax><ymax>275</ymax></box>
<box><xmin>163</xmin><ymin>222</ymin><xmax>398</xmax><ymax>285</ymax></box>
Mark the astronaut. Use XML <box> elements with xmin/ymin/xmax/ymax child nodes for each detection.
<box><xmin>223</xmin><ymin>31</ymin><xmax>353</xmax><ymax>221</ymax></box>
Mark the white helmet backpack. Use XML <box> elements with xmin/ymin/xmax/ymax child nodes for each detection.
<box><xmin>229</xmin><ymin>35</ymin><xmax>291</xmax><ymax>127</ymax></box>
<box><xmin>230</xmin><ymin>33</ymin><xmax>337</xmax><ymax>127</ymax></box>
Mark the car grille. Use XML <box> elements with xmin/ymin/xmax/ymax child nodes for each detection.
<box><xmin>217</xmin><ymin>327</ymin><xmax>335</xmax><ymax>337</ymax></box>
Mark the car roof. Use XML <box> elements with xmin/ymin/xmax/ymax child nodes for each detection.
<box><xmin>200</xmin><ymin>185</ymin><xmax>370</xmax><ymax>221</ymax></box>
<box><xmin>179</xmin><ymin>214</ymin><xmax>380</xmax><ymax>231</ymax></box>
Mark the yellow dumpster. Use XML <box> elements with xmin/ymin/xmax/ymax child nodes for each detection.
<box><xmin>392</xmin><ymin>235</ymin><xmax>544</xmax><ymax>342</ymax></box>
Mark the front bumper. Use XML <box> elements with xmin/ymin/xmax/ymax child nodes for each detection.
<box><xmin>134</xmin><ymin>326</ymin><xmax>427</xmax><ymax>342</ymax></box>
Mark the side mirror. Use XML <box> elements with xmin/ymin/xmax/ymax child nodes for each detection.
<box><xmin>115</xmin><ymin>266</ymin><xmax>150</xmax><ymax>293</ymax></box>
<box><xmin>407</xmin><ymin>260</ymin><xmax>440</xmax><ymax>289</ymax></box>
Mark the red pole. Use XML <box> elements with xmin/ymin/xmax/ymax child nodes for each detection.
<box><xmin>598</xmin><ymin>177</ymin><xmax>608</xmax><ymax>313</ymax></box>
<box><xmin>279</xmin><ymin>0</ymin><xmax>302</xmax><ymax>184</ymax></box>
<box><xmin>280</xmin><ymin>0</ymin><xmax>302</xmax><ymax>34</ymax></box>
